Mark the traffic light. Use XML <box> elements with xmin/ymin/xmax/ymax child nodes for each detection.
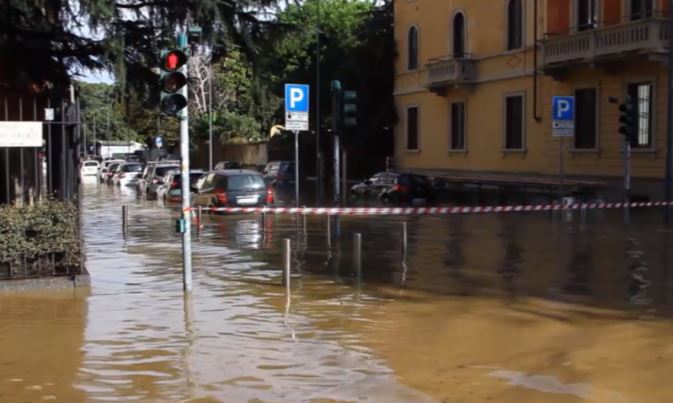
<box><xmin>160</xmin><ymin>49</ymin><xmax>188</xmax><ymax>116</ymax></box>
<box><xmin>619</xmin><ymin>98</ymin><xmax>638</xmax><ymax>147</ymax></box>
<box><xmin>342</xmin><ymin>91</ymin><xmax>357</xmax><ymax>128</ymax></box>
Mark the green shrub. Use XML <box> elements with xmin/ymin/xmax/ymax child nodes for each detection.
<box><xmin>0</xmin><ymin>201</ymin><xmax>81</xmax><ymax>269</ymax></box>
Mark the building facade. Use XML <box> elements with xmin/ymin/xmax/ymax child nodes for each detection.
<box><xmin>394</xmin><ymin>0</ymin><xmax>671</xmax><ymax>198</ymax></box>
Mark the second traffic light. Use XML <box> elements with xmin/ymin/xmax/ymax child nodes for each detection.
<box><xmin>618</xmin><ymin>98</ymin><xmax>638</xmax><ymax>148</ymax></box>
<box><xmin>343</xmin><ymin>91</ymin><xmax>357</xmax><ymax>128</ymax></box>
<box><xmin>160</xmin><ymin>49</ymin><xmax>189</xmax><ymax>116</ymax></box>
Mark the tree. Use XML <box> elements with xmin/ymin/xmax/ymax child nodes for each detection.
<box><xmin>189</xmin><ymin>49</ymin><xmax>280</xmax><ymax>143</ymax></box>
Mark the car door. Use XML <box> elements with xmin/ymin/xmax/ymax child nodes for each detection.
<box><xmin>195</xmin><ymin>173</ymin><xmax>216</xmax><ymax>206</ymax></box>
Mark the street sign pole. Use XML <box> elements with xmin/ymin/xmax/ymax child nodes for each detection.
<box><xmin>284</xmin><ymin>84</ymin><xmax>310</xmax><ymax>208</ymax></box>
<box><xmin>294</xmin><ymin>130</ymin><xmax>300</xmax><ymax>208</ymax></box>
<box><xmin>552</xmin><ymin>96</ymin><xmax>575</xmax><ymax>204</ymax></box>
<box><xmin>559</xmin><ymin>137</ymin><xmax>565</xmax><ymax>202</ymax></box>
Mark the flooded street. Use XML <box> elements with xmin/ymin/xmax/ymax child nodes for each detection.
<box><xmin>2</xmin><ymin>180</ymin><xmax>673</xmax><ymax>402</ymax></box>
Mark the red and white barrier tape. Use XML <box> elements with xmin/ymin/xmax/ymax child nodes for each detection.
<box><xmin>191</xmin><ymin>201</ymin><xmax>673</xmax><ymax>216</ymax></box>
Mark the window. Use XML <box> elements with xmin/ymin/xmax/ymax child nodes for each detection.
<box><xmin>631</xmin><ymin>0</ymin><xmax>653</xmax><ymax>20</ymax></box>
<box><xmin>627</xmin><ymin>82</ymin><xmax>653</xmax><ymax>148</ymax></box>
<box><xmin>504</xmin><ymin>95</ymin><xmax>524</xmax><ymax>149</ymax></box>
<box><xmin>574</xmin><ymin>88</ymin><xmax>597</xmax><ymax>149</ymax></box>
<box><xmin>406</xmin><ymin>107</ymin><xmax>419</xmax><ymax>150</ymax></box>
<box><xmin>408</xmin><ymin>26</ymin><xmax>418</xmax><ymax>70</ymax></box>
<box><xmin>507</xmin><ymin>0</ymin><xmax>523</xmax><ymax>50</ymax></box>
<box><xmin>450</xmin><ymin>102</ymin><xmax>466</xmax><ymax>150</ymax></box>
<box><xmin>577</xmin><ymin>0</ymin><xmax>597</xmax><ymax>31</ymax></box>
<box><xmin>453</xmin><ymin>13</ymin><xmax>466</xmax><ymax>57</ymax></box>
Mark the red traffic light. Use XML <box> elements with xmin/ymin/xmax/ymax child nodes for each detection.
<box><xmin>162</xmin><ymin>49</ymin><xmax>188</xmax><ymax>72</ymax></box>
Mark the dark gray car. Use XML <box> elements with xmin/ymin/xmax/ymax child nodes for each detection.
<box><xmin>193</xmin><ymin>170</ymin><xmax>273</xmax><ymax>208</ymax></box>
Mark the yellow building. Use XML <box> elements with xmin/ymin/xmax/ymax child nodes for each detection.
<box><xmin>394</xmin><ymin>0</ymin><xmax>671</xmax><ymax>199</ymax></box>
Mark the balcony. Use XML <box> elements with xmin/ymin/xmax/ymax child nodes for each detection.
<box><xmin>425</xmin><ymin>56</ymin><xmax>477</xmax><ymax>95</ymax></box>
<box><xmin>542</xmin><ymin>18</ymin><xmax>670</xmax><ymax>74</ymax></box>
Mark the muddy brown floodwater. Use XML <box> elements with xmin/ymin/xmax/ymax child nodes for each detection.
<box><xmin>2</xmin><ymin>178</ymin><xmax>673</xmax><ymax>402</ymax></box>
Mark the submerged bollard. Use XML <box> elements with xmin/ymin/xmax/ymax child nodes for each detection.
<box><xmin>122</xmin><ymin>205</ymin><xmax>128</xmax><ymax>237</ymax></box>
<box><xmin>401</xmin><ymin>222</ymin><xmax>408</xmax><ymax>261</ymax></box>
<box><xmin>196</xmin><ymin>206</ymin><xmax>203</xmax><ymax>236</ymax></box>
<box><xmin>354</xmin><ymin>233</ymin><xmax>362</xmax><ymax>277</ymax></box>
<box><xmin>260</xmin><ymin>211</ymin><xmax>267</xmax><ymax>231</ymax></box>
<box><xmin>326</xmin><ymin>215</ymin><xmax>332</xmax><ymax>248</ymax></box>
<box><xmin>581</xmin><ymin>206</ymin><xmax>587</xmax><ymax>224</ymax></box>
<box><xmin>282</xmin><ymin>238</ymin><xmax>291</xmax><ymax>289</ymax></box>
<box><xmin>302</xmin><ymin>206</ymin><xmax>307</xmax><ymax>238</ymax></box>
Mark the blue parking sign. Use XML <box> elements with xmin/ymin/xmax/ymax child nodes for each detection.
<box><xmin>285</xmin><ymin>84</ymin><xmax>310</xmax><ymax>113</ymax></box>
<box><xmin>552</xmin><ymin>96</ymin><xmax>575</xmax><ymax>137</ymax></box>
<box><xmin>552</xmin><ymin>96</ymin><xmax>574</xmax><ymax>121</ymax></box>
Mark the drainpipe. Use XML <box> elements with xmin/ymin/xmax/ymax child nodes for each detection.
<box><xmin>533</xmin><ymin>0</ymin><xmax>542</xmax><ymax>122</ymax></box>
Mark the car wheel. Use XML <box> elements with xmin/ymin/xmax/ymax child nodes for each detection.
<box><xmin>381</xmin><ymin>195</ymin><xmax>390</xmax><ymax>204</ymax></box>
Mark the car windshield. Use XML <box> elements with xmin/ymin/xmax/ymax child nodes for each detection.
<box><xmin>122</xmin><ymin>164</ymin><xmax>143</xmax><ymax>172</ymax></box>
<box><xmin>172</xmin><ymin>173</ymin><xmax>203</xmax><ymax>186</ymax></box>
<box><xmin>155</xmin><ymin>166</ymin><xmax>179</xmax><ymax>177</ymax></box>
<box><xmin>84</xmin><ymin>162</ymin><xmax>98</xmax><ymax>167</ymax></box>
<box><xmin>227</xmin><ymin>174</ymin><xmax>265</xmax><ymax>191</ymax></box>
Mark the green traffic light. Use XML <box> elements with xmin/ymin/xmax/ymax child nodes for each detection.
<box><xmin>161</xmin><ymin>94</ymin><xmax>188</xmax><ymax>116</ymax></box>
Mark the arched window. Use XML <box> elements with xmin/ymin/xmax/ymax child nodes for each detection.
<box><xmin>507</xmin><ymin>0</ymin><xmax>523</xmax><ymax>50</ymax></box>
<box><xmin>407</xmin><ymin>26</ymin><xmax>418</xmax><ymax>70</ymax></box>
<box><xmin>453</xmin><ymin>13</ymin><xmax>466</xmax><ymax>58</ymax></box>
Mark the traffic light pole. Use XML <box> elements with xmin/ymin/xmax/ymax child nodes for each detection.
<box><xmin>179</xmin><ymin>50</ymin><xmax>193</xmax><ymax>293</ymax></box>
<box><xmin>665</xmin><ymin>0</ymin><xmax>673</xmax><ymax>222</ymax></box>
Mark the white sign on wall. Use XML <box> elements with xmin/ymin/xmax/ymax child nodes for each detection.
<box><xmin>0</xmin><ymin>122</ymin><xmax>43</xmax><ymax>147</ymax></box>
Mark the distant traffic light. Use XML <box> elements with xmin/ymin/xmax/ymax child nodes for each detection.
<box><xmin>343</xmin><ymin>91</ymin><xmax>357</xmax><ymax>128</ymax></box>
<box><xmin>160</xmin><ymin>49</ymin><xmax>188</xmax><ymax>116</ymax></box>
<box><xmin>619</xmin><ymin>97</ymin><xmax>638</xmax><ymax>147</ymax></box>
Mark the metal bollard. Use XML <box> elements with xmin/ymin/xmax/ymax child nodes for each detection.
<box><xmin>122</xmin><ymin>205</ymin><xmax>128</xmax><ymax>237</ymax></box>
<box><xmin>326</xmin><ymin>215</ymin><xmax>332</xmax><ymax>248</ymax></box>
<box><xmin>282</xmin><ymin>238</ymin><xmax>291</xmax><ymax>289</ymax></box>
<box><xmin>196</xmin><ymin>206</ymin><xmax>203</xmax><ymax>236</ymax></box>
<box><xmin>401</xmin><ymin>222</ymin><xmax>408</xmax><ymax>261</ymax></box>
<box><xmin>354</xmin><ymin>233</ymin><xmax>362</xmax><ymax>277</ymax></box>
<box><xmin>260</xmin><ymin>211</ymin><xmax>267</xmax><ymax>231</ymax></box>
<box><xmin>302</xmin><ymin>206</ymin><xmax>307</xmax><ymax>238</ymax></box>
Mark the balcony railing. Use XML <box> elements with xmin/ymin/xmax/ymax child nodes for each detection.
<box><xmin>542</xmin><ymin>18</ymin><xmax>669</xmax><ymax>68</ymax></box>
<box><xmin>425</xmin><ymin>55</ymin><xmax>476</xmax><ymax>92</ymax></box>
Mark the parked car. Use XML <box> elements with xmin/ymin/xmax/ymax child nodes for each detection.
<box><xmin>104</xmin><ymin>163</ymin><xmax>122</xmax><ymax>184</ymax></box>
<box><xmin>112</xmin><ymin>163</ymin><xmax>144</xmax><ymax>187</ymax></box>
<box><xmin>213</xmin><ymin>161</ymin><xmax>241</xmax><ymax>170</ymax></box>
<box><xmin>380</xmin><ymin>173</ymin><xmax>436</xmax><ymax>205</ymax></box>
<box><xmin>99</xmin><ymin>159</ymin><xmax>125</xmax><ymax>181</ymax></box>
<box><xmin>193</xmin><ymin>170</ymin><xmax>273</xmax><ymax>208</ymax></box>
<box><xmin>350</xmin><ymin>172</ymin><xmax>400</xmax><ymax>200</ymax></box>
<box><xmin>145</xmin><ymin>162</ymin><xmax>181</xmax><ymax>199</ymax></box>
<box><xmin>262</xmin><ymin>161</ymin><xmax>295</xmax><ymax>187</ymax></box>
<box><xmin>157</xmin><ymin>170</ymin><xmax>205</xmax><ymax>203</ymax></box>
<box><xmin>80</xmin><ymin>160</ymin><xmax>100</xmax><ymax>176</ymax></box>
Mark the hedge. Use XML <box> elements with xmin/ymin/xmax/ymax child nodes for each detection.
<box><xmin>0</xmin><ymin>201</ymin><xmax>81</xmax><ymax>269</ymax></box>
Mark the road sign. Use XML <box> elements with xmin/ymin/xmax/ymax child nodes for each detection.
<box><xmin>285</xmin><ymin>84</ymin><xmax>310</xmax><ymax>132</ymax></box>
<box><xmin>155</xmin><ymin>135</ymin><xmax>164</xmax><ymax>148</ymax></box>
<box><xmin>552</xmin><ymin>96</ymin><xmax>575</xmax><ymax>137</ymax></box>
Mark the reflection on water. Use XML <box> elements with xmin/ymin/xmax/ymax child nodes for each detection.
<box><xmin>1</xmin><ymin>183</ymin><xmax>673</xmax><ymax>401</ymax></box>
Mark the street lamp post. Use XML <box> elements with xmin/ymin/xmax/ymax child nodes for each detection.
<box><xmin>315</xmin><ymin>0</ymin><xmax>322</xmax><ymax>204</ymax></box>
<box><xmin>209</xmin><ymin>62</ymin><xmax>213</xmax><ymax>171</ymax></box>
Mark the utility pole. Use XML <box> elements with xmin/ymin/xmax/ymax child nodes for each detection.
<box><xmin>315</xmin><ymin>0</ymin><xmax>322</xmax><ymax>204</ymax></box>
<box><xmin>92</xmin><ymin>116</ymin><xmax>96</xmax><ymax>157</ymax></box>
<box><xmin>209</xmin><ymin>62</ymin><xmax>214</xmax><ymax>171</ymax></box>
<box><xmin>665</xmin><ymin>0</ymin><xmax>673</xmax><ymax>222</ymax></box>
